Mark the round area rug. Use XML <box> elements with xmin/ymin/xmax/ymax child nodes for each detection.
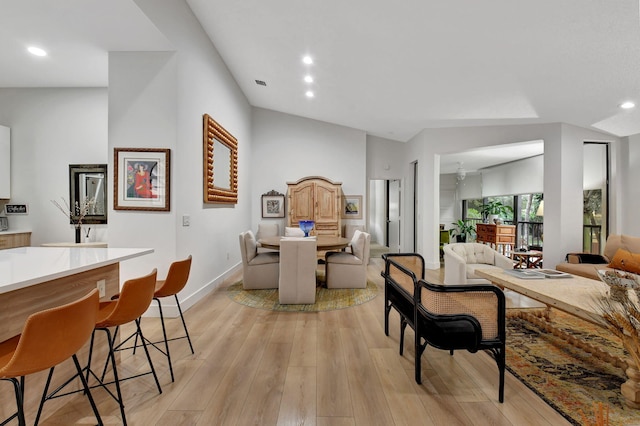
<box><xmin>226</xmin><ymin>281</ymin><xmax>378</xmax><ymax>312</ymax></box>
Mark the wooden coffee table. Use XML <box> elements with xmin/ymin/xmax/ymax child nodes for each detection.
<box><xmin>476</xmin><ymin>268</ymin><xmax>607</xmax><ymax>324</ymax></box>
<box><xmin>476</xmin><ymin>268</ymin><xmax>640</xmax><ymax>408</ymax></box>
<box><xmin>476</xmin><ymin>269</ymin><xmax>640</xmax><ymax>408</ymax></box>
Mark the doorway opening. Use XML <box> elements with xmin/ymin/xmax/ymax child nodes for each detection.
<box><xmin>369</xmin><ymin>179</ymin><xmax>401</xmax><ymax>253</ymax></box>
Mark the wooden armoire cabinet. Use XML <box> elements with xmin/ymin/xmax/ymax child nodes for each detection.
<box><xmin>287</xmin><ymin>176</ymin><xmax>342</xmax><ymax>236</ymax></box>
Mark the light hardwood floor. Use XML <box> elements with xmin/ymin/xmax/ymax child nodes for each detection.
<box><xmin>30</xmin><ymin>258</ymin><xmax>570</xmax><ymax>425</ymax></box>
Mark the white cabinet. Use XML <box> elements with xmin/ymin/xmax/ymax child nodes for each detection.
<box><xmin>0</xmin><ymin>126</ymin><xmax>9</xmax><ymax>199</ymax></box>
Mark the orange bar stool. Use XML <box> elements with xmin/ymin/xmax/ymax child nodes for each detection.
<box><xmin>139</xmin><ymin>255</ymin><xmax>194</xmax><ymax>382</ymax></box>
<box><xmin>0</xmin><ymin>289</ymin><xmax>102</xmax><ymax>426</ymax></box>
<box><xmin>83</xmin><ymin>269</ymin><xmax>162</xmax><ymax>426</ymax></box>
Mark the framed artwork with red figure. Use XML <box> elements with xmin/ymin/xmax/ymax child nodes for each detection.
<box><xmin>114</xmin><ymin>148</ymin><xmax>171</xmax><ymax>211</ymax></box>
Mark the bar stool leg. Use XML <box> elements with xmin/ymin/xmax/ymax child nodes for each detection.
<box><xmin>35</xmin><ymin>356</ymin><xmax>104</xmax><ymax>426</ymax></box>
<box><xmin>152</xmin><ymin>295</ymin><xmax>195</xmax><ymax>383</ymax></box>
<box><xmin>175</xmin><ymin>295</ymin><xmax>195</xmax><ymax>355</ymax></box>
<box><xmin>89</xmin><ymin>328</ymin><xmax>127</xmax><ymax>426</ymax></box>
<box><xmin>136</xmin><ymin>318</ymin><xmax>162</xmax><ymax>393</ymax></box>
<box><xmin>156</xmin><ymin>298</ymin><xmax>174</xmax><ymax>382</ymax></box>
<box><xmin>0</xmin><ymin>377</ymin><xmax>26</xmax><ymax>426</ymax></box>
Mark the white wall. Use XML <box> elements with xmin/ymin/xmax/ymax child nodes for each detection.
<box><xmin>408</xmin><ymin>123</ymin><xmax>621</xmax><ymax>270</ymax></box>
<box><xmin>624</xmin><ymin>135</ymin><xmax>640</xmax><ymax>236</ymax></box>
<box><xmin>367</xmin><ymin>135</ymin><xmax>416</xmax><ymax>250</ymax></box>
<box><xmin>439</xmin><ymin>174</ymin><xmax>457</xmax><ymax>231</ymax></box>
<box><xmin>481</xmin><ymin>155</ymin><xmax>544</xmax><ymax>196</ymax></box>
<box><xmin>107</xmin><ymin>0</ymin><xmax>253</xmax><ymax>314</ymax></box>
<box><xmin>0</xmin><ymin>88</ymin><xmax>108</xmax><ymax>244</ymax></box>
<box><xmin>251</xmin><ymin>108</ymin><xmax>367</xmax><ymax>231</ymax></box>
<box><xmin>0</xmin><ymin>125</ymin><xmax>10</xmax><ymax>199</ymax></box>
<box><xmin>368</xmin><ymin>179</ymin><xmax>386</xmax><ymax>244</ymax></box>
<box><xmin>455</xmin><ymin>172</ymin><xmax>482</xmax><ymax>200</ymax></box>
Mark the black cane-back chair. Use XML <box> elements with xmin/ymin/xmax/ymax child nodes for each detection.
<box><xmin>381</xmin><ymin>253</ymin><xmax>506</xmax><ymax>402</ymax></box>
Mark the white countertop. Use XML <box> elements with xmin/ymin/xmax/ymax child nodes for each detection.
<box><xmin>0</xmin><ymin>229</ymin><xmax>32</xmax><ymax>235</ymax></box>
<box><xmin>0</xmin><ymin>246</ymin><xmax>153</xmax><ymax>295</ymax></box>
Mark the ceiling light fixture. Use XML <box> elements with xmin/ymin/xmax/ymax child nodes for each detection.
<box><xmin>620</xmin><ymin>101</ymin><xmax>636</xmax><ymax>109</ymax></box>
<box><xmin>302</xmin><ymin>55</ymin><xmax>313</xmax><ymax>65</ymax></box>
<box><xmin>27</xmin><ymin>46</ymin><xmax>47</xmax><ymax>57</ymax></box>
<box><xmin>305</xmin><ymin>90</ymin><xmax>314</xmax><ymax>98</ymax></box>
<box><xmin>456</xmin><ymin>162</ymin><xmax>466</xmax><ymax>181</ymax></box>
<box><xmin>304</xmin><ymin>75</ymin><xmax>313</xmax><ymax>83</ymax></box>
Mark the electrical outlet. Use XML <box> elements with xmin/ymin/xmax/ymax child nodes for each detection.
<box><xmin>97</xmin><ymin>279</ymin><xmax>106</xmax><ymax>298</ymax></box>
<box><xmin>182</xmin><ymin>215</ymin><xmax>190</xmax><ymax>226</ymax></box>
<box><xmin>226</xmin><ymin>252</ymin><xmax>230</xmax><ymax>260</ymax></box>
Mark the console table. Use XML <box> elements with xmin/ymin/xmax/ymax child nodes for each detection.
<box><xmin>476</xmin><ymin>223</ymin><xmax>515</xmax><ymax>255</ymax></box>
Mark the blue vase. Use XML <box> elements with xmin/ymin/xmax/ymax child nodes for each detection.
<box><xmin>299</xmin><ymin>220</ymin><xmax>315</xmax><ymax>237</ymax></box>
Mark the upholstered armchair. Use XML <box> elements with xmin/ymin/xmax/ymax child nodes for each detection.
<box><xmin>325</xmin><ymin>230</ymin><xmax>370</xmax><ymax>288</ymax></box>
<box><xmin>279</xmin><ymin>237</ymin><xmax>317</xmax><ymax>304</ymax></box>
<box><xmin>443</xmin><ymin>243</ymin><xmax>513</xmax><ymax>285</ymax></box>
<box><xmin>284</xmin><ymin>227</ymin><xmax>305</xmax><ymax>237</ymax></box>
<box><xmin>238</xmin><ymin>230</ymin><xmax>279</xmax><ymax>289</ymax></box>
<box><xmin>256</xmin><ymin>222</ymin><xmax>280</xmax><ymax>253</ymax></box>
<box><xmin>343</xmin><ymin>224</ymin><xmax>365</xmax><ymax>253</ymax></box>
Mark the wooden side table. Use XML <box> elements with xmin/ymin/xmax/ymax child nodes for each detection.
<box><xmin>476</xmin><ymin>223</ymin><xmax>515</xmax><ymax>255</ymax></box>
<box><xmin>511</xmin><ymin>250</ymin><xmax>543</xmax><ymax>269</ymax></box>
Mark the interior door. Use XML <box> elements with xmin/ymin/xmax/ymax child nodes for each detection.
<box><xmin>387</xmin><ymin>179</ymin><xmax>401</xmax><ymax>253</ymax></box>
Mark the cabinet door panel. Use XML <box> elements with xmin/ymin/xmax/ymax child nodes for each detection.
<box><xmin>315</xmin><ymin>184</ymin><xmax>338</xmax><ymax>222</ymax></box>
<box><xmin>288</xmin><ymin>182</ymin><xmax>314</xmax><ymax>223</ymax></box>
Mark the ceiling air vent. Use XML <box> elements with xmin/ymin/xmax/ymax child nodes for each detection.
<box><xmin>255</xmin><ymin>80</ymin><xmax>267</xmax><ymax>86</ymax></box>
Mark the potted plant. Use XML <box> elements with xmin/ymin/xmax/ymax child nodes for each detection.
<box><xmin>480</xmin><ymin>200</ymin><xmax>513</xmax><ymax>224</ymax></box>
<box><xmin>450</xmin><ymin>219</ymin><xmax>476</xmax><ymax>243</ymax></box>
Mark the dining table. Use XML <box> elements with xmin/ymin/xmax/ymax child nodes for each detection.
<box><xmin>258</xmin><ymin>235</ymin><xmax>349</xmax><ymax>251</ymax></box>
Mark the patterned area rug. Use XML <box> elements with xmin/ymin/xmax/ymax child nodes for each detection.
<box><xmin>506</xmin><ymin>310</ymin><xmax>639</xmax><ymax>425</ymax></box>
<box><xmin>226</xmin><ymin>280</ymin><xmax>378</xmax><ymax>312</ymax></box>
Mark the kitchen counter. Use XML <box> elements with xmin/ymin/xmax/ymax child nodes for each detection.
<box><xmin>0</xmin><ymin>246</ymin><xmax>153</xmax><ymax>342</ymax></box>
<box><xmin>0</xmin><ymin>246</ymin><xmax>152</xmax><ymax>294</ymax></box>
<box><xmin>0</xmin><ymin>246</ymin><xmax>154</xmax><ymax>419</ymax></box>
<box><xmin>0</xmin><ymin>229</ymin><xmax>32</xmax><ymax>235</ymax></box>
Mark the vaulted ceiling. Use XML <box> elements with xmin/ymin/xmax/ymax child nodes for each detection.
<box><xmin>3</xmin><ymin>0</ymin><xmax>640</xmax><ymax>146</ymax></box>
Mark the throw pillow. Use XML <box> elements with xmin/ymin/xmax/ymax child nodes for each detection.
<box><xmin>608</xmin><ymin>248</ymin><xmax>640</xmax><ymax>274</ymax></box>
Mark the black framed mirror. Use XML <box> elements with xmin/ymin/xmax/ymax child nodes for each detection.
<box><xmin>69</xmin><ymin>164</ymin><xmax>108</xmax><ymax>224</ymax></box>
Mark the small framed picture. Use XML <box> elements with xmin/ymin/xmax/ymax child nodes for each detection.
<box><xmin>261</xmin><ymin>190</ymin><xmax>285</xmax><ymax>218</ymax></box>
<box><xmin>5</xmin><ymin>204</ymin><xmax>28</xmax><ymax>215</ymax></box>
<box><xmin>114</xmin><ymin>148</ymin><xmax>171</xmax><ymax>211</ymax></box>
<box><xmin>342</xmin><ymin>195</ymin><xmax>363</xmax><ymax>219</ymax></box>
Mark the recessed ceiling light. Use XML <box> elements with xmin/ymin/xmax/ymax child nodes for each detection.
<box><xmin>302</xmin><ymin>56</ymin><xmax>313</xmax><ymax>65</ymax></box>
<box><xmin>305</xmin><ymin>91</ymin><xmax>314</xmax><ymax>98</ymax></box>
<box><xmin>620</xmin><ymin>101</ymin><xmax>635</xmax><ymax>109</ymax></box>
<box><xmin>304</xmin><ymin>75</ymin><xmax>313</xmax><ymax>83</ymax></box>
<box><xmin>27</xmin><ymin>46</ymin><xmax>47</xmax><ymax>57</ymax></box>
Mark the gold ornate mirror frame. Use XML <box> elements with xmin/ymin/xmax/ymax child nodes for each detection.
<box><xmin>203</xmin><ymin>113</ymin><xmax>238</xmax><ymax>204</ymax></box>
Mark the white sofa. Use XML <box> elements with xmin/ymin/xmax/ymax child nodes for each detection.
<box><xmin>443</xmin><ymin>243</ymin><xmax>513</xmax><ymax>285</ymax></box>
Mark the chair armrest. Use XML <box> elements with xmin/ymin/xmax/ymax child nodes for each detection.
<box><xmin>494</xmin><ymin>254</ymin><xmax>514</xmax><ymax>270</ymax></box>
<box><xmin>565</xmin><ymin>253</ymin><xmax>608</xmax><ymax>264</ymax></box>
<box><xmin>443</xmin><ymin>250</ymin><xmax>467</xmax><ymax>285</ymax></box>
<box><xmin>418</xmin><ymin>280</ymin><xmax>506</xmax><ymax>342</ymax></box>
